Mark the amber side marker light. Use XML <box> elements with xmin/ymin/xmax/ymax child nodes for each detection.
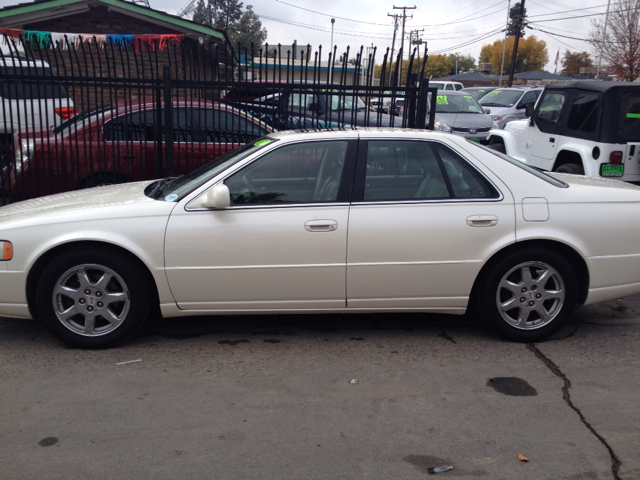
<box><xmin>2</xmin><ymin>241</ymin><xmax>13</xmax><ymax>260</ymax></box>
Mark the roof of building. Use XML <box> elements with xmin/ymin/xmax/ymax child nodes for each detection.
<box><xmin>433</xmin><ymin>71</ymin><xmax>501</xmax><ymax>81</ymax></box>
<box><xmin>0</xmin><ymin>0</ymin><xmax>226</xmax><ymax>42</ymax></box>
<box><xmin>513</xmin><ymin>70</ymin><xmax>572</xmax><ymax>80</ymax></box>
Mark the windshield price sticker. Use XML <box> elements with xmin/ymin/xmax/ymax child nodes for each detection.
<box><xmin>437</xmin><ymin>95</ymin><xmax>449</xmax><ymax>105</ymax></box>
<box><xmin>254</xmin><ymin>139</ymin><xmax>272</xmax><ymax>146</ymax></box>
<box><xmin>600</xmin><ymin>163</ymin><xmax>624</xmax><ymax>177</ymax></box>
<box><xmin>487</xmin><ymin>91</ymin><xmax>501</xmax><ymax>96</ymax></box>
<box><xmin>627</xmin><ymin>113</ymin><xmax>640</xmax><ymax>119</ymax></box>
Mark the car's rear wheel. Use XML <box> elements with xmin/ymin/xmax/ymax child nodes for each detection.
<box><xmin>36</xmin><ymin>247</ymin><xmax>152</xmax><ymax>348</ymax></box>
<box><xmin>554</xmin><ymin>163</ymin><xmax>584</xmax><ymax>175</ymax></box>
<box><xmin>478</xmin><ymin>248</ymin><xmax>578</xmax><ymax>342</ymax></box>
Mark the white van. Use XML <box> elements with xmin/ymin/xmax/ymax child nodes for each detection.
<box><xmin>428</xmin><ymin>81</ymin><xmax>464</xmax><ymax>91</ymax></box>
<box><xmin>1</xmin><ymin>56</ymin><xmax>76</xmax><ymax>133</ymax></box>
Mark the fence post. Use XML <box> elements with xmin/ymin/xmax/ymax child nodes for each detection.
<box><xmin>416</xmin><ymin>81</ymin><xmax>429</xmax><ymax>129</ymax></box>
<box><xmin>163</xmin><ymin>66</ymin><xmax>174</xmax><ymax>177</ymax></box>
<box><xmin>155</xmin><ymin>86</ymin><xmax>163</xmax><ymax>179</ymax></box>
<box><xmin>407</xmin><ymin>73</ymin><xmax>417</xmax><ymax>128</ymax></box>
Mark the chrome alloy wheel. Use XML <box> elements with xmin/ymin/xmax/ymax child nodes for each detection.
<box><xmin>496</xmin><ymin>261</ymin><xmax>565</xmax><ymax>330</ymax></box>
<box><xmin>52</xmin><ymin>264</ymin><xmax>131</xmax><ymax>337</ymax></box>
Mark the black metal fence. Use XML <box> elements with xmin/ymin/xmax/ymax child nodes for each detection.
<box><xmin>0</xmin><ymin>35</ymin><xmax>435</xmax><ymax>204</ymax></box>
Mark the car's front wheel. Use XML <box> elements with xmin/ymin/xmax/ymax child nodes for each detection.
<box><xmin>36</xmin><ymin>247</ymin><xmax>152</xmax><ymax>348</ymax></box>
<box><xmin>478</xmin><ymin>248</ymin><xmax>578</xmax><ymax>342</ymax></box>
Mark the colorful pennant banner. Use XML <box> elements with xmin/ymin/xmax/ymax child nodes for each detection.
<box><xmin>0</xmin><ymin>27</ymin><xmax>185</xmax><ymax>52</ymax></box>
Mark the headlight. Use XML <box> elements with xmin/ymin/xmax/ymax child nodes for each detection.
<box><xmin>434</xmin><ymin>121</ymin><xmax>452</xmax><ymax>133</ymax></box>
<box><xmin>15</xmin><ymin>140</ymin><xmax>34</xmax><ymax>172</ymax></box>
<box><xmin>490</xmin><ymin>115</ymin><xmax>501</xmax><ymax>121</ymax></box>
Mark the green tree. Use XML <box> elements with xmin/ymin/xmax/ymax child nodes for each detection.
<box><xmin>507</xmin><ymin>2</ymin><xmax>528</xmax><ymax>38</ymax></box>
<box><xmin>228</xmin><ymin>5</ymin><xmax>267</xmax><ymax>52</ymax></box>
<box><xmin>192</xmin><ymin>0</ymin><xmax>211</xmax><ymax>27</ymax></box>
<box><xmin>561</xmin><ymin>51</ymin><xmax>594</xmax><ymax>76</ymax></box>
<box><xmin>446</xmin><ymin>52</ymin><xmax>476</xmax><ymax>75</ymax></box>
<box><xmin>213</xmin><ymin>0</ymin><xmax>244</xmax><ymax>31</ymax></box>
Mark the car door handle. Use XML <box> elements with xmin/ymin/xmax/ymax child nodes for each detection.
<box><xmin>304</xmin><ymin>220</ymin><xmax>338</xmax><ymax>232</ymax></box>
<box><xmin>466</xmin><ymin>215</ymin><xmax>498</xmax><ymax>227</ymax></box>
<box><xmin>549</xmin><ymin>137</ymin><xmax>555</xmax><ymax>143</ymax></box>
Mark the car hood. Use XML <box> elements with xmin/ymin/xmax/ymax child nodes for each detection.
<box><xmin>435</xmin><ymin>113</ymin><xmax>494</xmax><ymax>128</ymax></box>
<box><xmin>480</xmin><ymin>106</ymin><xmax>512</xmax><ymax>115</ymax></box>
<box><xmin>0</xmin><ymin>180</ymin><xmax>167</xmax><ymax>228</ymax></box>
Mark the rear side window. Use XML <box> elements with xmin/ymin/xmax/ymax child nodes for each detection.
<box><xmin>0</xmin><ymin>66</ymin><xmax>68</xmax><ymax>100</ymax></box>
<box><xmin>566</xmin><ymin>92</ymin><xmax>601</xmax><ymax>135</ymax></box>
<box><xmin>618</xmin><ymin>92</ymin><xmax>640</xmax><ymax>142</ymax></box>
<box><xmin>363</xmin><ymin>140</ymin><xmax>498</xmax><ymax>201</ymax></box>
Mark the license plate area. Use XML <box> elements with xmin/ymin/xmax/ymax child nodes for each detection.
<box><xmin>600</xmin><ymin>163</ymin><xmax>624</xmax><ymax>177</ymax></box>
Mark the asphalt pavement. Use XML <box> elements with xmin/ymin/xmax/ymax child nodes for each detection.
<box><xmin>1</xmin><ymin>295</ymin><xmax>639</xmax><ymax>480</ymax></box>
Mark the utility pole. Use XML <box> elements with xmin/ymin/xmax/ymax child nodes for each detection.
<box><xmin>595</xmin><ymin>0</ymin><xmax>611</xmax><ymax>79</ymax></box>
<box><xmin>507</xmin><ymin>0</ymin><xmax>525</xmax><ymax>87</ymax></box>
<box><xmin>410</xmin><ymin>29</ymin><xmax>424</xmax><ymax>59</ymax></box>
<box><xmin>393</xmin><ymin>5</ymin><xmax>416</xmax><ymax>85</ymax></box>
<box><xmin>499</xmin><ymin>0</ymin><xmax>511</xmax><ymax>86</ymax></box>
<box><xmin>387</xmin><ymin>13</ymin><xmax>400</xmax><ymax>86</ymax></box>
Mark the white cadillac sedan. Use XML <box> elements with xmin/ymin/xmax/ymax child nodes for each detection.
<box><xmin>2</xmin><ymin>129</ymin><xmax>640</xmax><ymax>348</ymax></box>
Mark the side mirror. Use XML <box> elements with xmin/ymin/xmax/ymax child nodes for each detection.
<box><xmin>525</xmin><ymin>103</ymin><xmax>534</xmax><ymax>118</ymax></box>
<box><xmin>190</xmin><ymin>184</ymin><xmax>231</xmax><ymax>209</ymax></box>
<box><xmin>206</xmin><ymin>184</ymin><xmax>231</xmax><ymax>208</ymax></box>
<box><xmin>483</xmin><ymin>108</ymin><xmax>490</xmax><ymax>114</ymax></box>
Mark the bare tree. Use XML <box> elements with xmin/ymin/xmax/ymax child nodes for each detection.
<box><xmin>589</xmin><ymin>0</ymin><xmax>640</xmax><ymax>81</ymax></box>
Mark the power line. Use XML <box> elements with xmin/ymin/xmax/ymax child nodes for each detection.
<box><xmin>274</xmin><ymin>0</ymin><xmax>391</xmax><ymax>26</ymax></box>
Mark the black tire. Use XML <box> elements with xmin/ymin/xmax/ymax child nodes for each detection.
<box><xmin>36</xmin><ymin>247</ymin><xmax>152</xmax><ymax>349</ymax></box>
<box><xmin>78</xmin><ymin>172</ymin><xmax>128</xmax><ymax>189</ymax></box>
<box><xmin>477</xmin><ymin>248</ymin><xmax>578</xmax><ymax>342</ymax></box>
<box><xmin>554</xmin><ymin>163</ymin><xmax>584</xmax><ymax>175</ymax></box>
<box><xmin>488</xmin><ymin>142</ymin><xmax>506</xmax><ymax>154</ymax></box>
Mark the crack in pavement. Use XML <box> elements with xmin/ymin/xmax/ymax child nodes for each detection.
<box><xmin>438</xmin><ymin>327</ymin><xmax>456</xmax><ymax>343</ymax></box>
<box><xmin>527</xmin><ymin>344</ymin><xmax>623</xmax><ymax>480</ymax></box>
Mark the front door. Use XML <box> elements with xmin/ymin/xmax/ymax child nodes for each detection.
<box><xmin>164</xmin><ymin>139</ymin><xmax>356</xmax><ymax>311</ymax></box>
<box><xmin>527</xmin><ymin>92</ymin><xmax>567</xmax><ymax>166</ymax></box>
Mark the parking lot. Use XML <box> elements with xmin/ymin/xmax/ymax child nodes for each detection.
<box><xmin>1</xmin><ymin>295</ymin><xmax>639</xmax><ymax>480</ymax></box>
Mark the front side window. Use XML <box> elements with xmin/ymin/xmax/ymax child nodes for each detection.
<box><xmin>225</xmin><ymin>140</ymin><xmax>348</xmax><ymax>205</ymax></box>
<box><xmin>363</xmin><ymin>141</ymin><xmax>497</xmax><ymax>201</ymax></box>
<box><xmin>518</xmin><ymin>90</ymin><xmax>539</xmax><ymax>107</ymax></box>
<box><xmin>536</xmin><ymin>93</ymin><xmax>566</xmax><ymax>125</ymax></box>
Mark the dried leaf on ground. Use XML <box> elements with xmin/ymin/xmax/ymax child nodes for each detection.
<box><xmin>518</xmin><ymin>454</ymin><xmax>529</xmax><ymax>462</ymax></box>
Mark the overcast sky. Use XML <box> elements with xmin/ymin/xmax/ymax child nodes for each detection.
<box><xmin>0</xmin><ymin>0</ymin><xmax>611</xmax><ymax>72</ymax></box>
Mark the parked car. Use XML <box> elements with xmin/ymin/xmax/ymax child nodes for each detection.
<box><xmin>461</xmin><ymin>86</ymin><xmax>497</xmax><ymax>101</ymax></box>
<box><xmin>1</xmin><ymin>57</ymin><xmax>77</xmax><ymax>178</ymax></box>
<box><xmin>478</xmin><ymin>87</ymin><xmax>542</xmax><ymax>128</ymax></box>
<box><xmin>428</xmin><ymin>81</ymin><xmax>464</xmax><ymax>91</ymax></box>
<box><xmin>224</xmin><ymin>84</ymin><xmax>398</xmax><ymax>129</ymax></box>
<box><xmin>370</xmin><ymin>90</ymin><xmax>405</xmax><ymax>116</ymax></box>
<box><xmin>429</xmin><ymin>91</ymin><xmax>494</xmax><ymax>142</ymax></box>
<box><xmin>2</xmin><ymin>128</ymin><xmax>640</xmax><ymax>348</ymax></box>
<box><xmin>486</xmin><ymin>82</ymin><xmax>640</xmax><ymax>183</ymax></box>
<box><xmin>4</xmin><ymin>100</ymin><xmax>271</xmax><ymax>198</ymax></box>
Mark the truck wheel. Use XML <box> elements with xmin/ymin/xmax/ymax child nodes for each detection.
<box><xmin>554</xmin><ymin>163</ymin><xmax>584</xmax><ymax>175</ymax></box>
<box><xmin>488</xmin><ymin>143</ymin><xmax>506</xmax><ymax>154</ymax></box>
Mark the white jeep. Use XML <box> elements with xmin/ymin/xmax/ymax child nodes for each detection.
<box><xmin>485</xmin><ymin>82</ymin><xmax>640</xmax><ymax>184</ymax></box>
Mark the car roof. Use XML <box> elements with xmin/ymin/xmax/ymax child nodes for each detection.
<box><xmin>544</xmin><ymin>81</ymin><xmax>640</xmax><ymax>93</ymax></box>
<box><xmin>267</xmin><ymin>127</ymin><xmax>452</xmax><ymax>142</ymax></box>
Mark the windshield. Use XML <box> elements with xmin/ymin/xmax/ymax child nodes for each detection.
<box><xmin>52</xmin><ymin>108</ymin><xmax>113</xmax><ymax>135</ymax></box>
<box><xmin>479</xmin><ymin>90</ymin><xmax>524</xmax><ymax>107</ymax></box>
<box><xmin>146</xmin><ymin>137</ymin><xmax>279</xmax><ymax>200</ymax></box>
<box><xmin>463</xmin><ymin>88</ymin><xmax>493</xmax><ymax>100</ymax></box>
<box><xmin>435</xmin><ymin>94</ymin><xmax>484</xmax><ymax>113</ymax></box>
<box><xmin>429</xmin><ymin>82</ymin><xmax>445</xmax><ymax>90</ymax></box>
<box><xmin>473</xmin><ymin>142</ymin><xmax>568</xmax><ymax>188</ymax></box>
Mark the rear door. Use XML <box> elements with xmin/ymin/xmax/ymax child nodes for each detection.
<box><xmin>346</xmin><ymin>139</ymin><xmax>515</xmax><ymax>310</ymax></box>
